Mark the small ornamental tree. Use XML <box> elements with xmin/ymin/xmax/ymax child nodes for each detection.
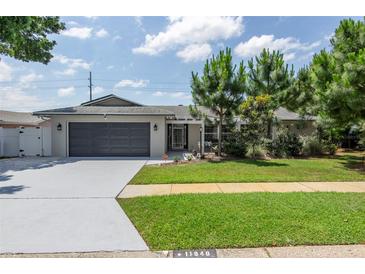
<box><xmin>189</xmin><ymin>48</ymin><xmax>247</xmax><ymax>156</ymax></box>
<box><xmin>239</xmin><ymin>95</ymin><xmax>272</xmax><ymax>159</ymax></box>
<box><xmin>0</xmin><ymin>16</ymin><xmax>65</xmax><ymax>64</ymax></box>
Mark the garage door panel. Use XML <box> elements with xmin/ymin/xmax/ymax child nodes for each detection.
<box><xmin>69</xmin><ymin>122</ymin><xmax>150</xmax><ymax>157</ymax></box>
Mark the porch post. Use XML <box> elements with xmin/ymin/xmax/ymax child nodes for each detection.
<box><xmin>201</xmin><ymin>122</ymin><xmax>205</xmax><ymax>155</ymax></box>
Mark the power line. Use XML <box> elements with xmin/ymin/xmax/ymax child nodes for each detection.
<box><xmin>93</xmin><ymin>78</ymin><xmax>190</xmax><ymax>85</ymax></box>
<box><xmin>0</xmin><ymin>78</ymin><xmax>86</xmax><ymax>85</ymax></box>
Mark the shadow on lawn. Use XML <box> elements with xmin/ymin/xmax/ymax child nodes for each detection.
<box><xmin>335</xmin><ymin>154</ymin><xmax>365</xmax><ymax>174</ymax></box>
<box><xmin>223</xmin><ymin>159</ymin><xmax>288</xmax><ymax>167</ymax></box>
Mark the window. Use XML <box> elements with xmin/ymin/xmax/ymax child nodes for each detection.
<box><xmin>204</xmin><ymin>125</ymin><xmax>232</xmax><ymax>150</ymax></box>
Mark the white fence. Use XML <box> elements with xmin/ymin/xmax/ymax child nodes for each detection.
<box><xmin>0</xmin><ymin>126</ymin><xmax>51</xmax><ymax>157</ymax></box>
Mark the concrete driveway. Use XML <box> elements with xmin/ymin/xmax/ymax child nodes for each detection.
<box><xmin>0</xmin><ymin>157</ymin><xmax>148</xmax><ymax>253</ymax></box>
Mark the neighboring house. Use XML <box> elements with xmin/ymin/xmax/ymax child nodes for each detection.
<box><xmin>33</xmin><ymin>94</ymin><xmax>316</xmax><ymax>158</ymax></box>
<box><xmin>0</xmin><ymin>110</ymin><xmax>48</xmax><ymax>128</ymax></box>
<box><xmin>0</xmin><ymin>110</ymin><xmax>51</xmax><ymax>157</ymax></box>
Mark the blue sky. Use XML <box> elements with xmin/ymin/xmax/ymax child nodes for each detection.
<box><xmin>0</xmin><ymin>16</ymin><xmax>361</xmax><ymax>112</ymax></box>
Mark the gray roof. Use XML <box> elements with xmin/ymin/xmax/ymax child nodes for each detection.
<box><xmin>156</xmin><ymin>106</ymin><xmax>315</xmax><ymax>121</ymax></box>
<box><xmin>33</xmin><ymin>105</ymin><xmax>314</xmax><ymax>121</ymax></box>
<box><xmin>274</xmin><ymin>107</ymin><xmax>316</xmax><ymax>121</ymax></box>
<box><xmin>81</xmin><ymin>94</ymin><xmax>143</xmax><ymax>106</ymax></box>
<box><xmin>33</xmin><ymin>106</ymin><xmax>175</xmax><ymax>116</ymax></box>
<box><xmin>155</xmin><ymin>106</ymin><xmax>216</xmax><ymax>120</ymax></box>
<box><xmin>33</xmin><ymin>94</ymin><xmax>315</xmax><ymax>121</ymax></box>
<box><xmin>0</xmin><ymin>110</ymin><xmax>45</xmax><ymax>126</ymax></box>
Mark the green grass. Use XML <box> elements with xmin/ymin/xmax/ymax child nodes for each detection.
<box><xmin>118</xmin><ymin>192</ymin><xmax>365</xmax><ymax>250</ymax></box>
<box><xmin>131</xmin><ymin>155</ymin><xmax>365</xmax><ymax>184</ymax></box>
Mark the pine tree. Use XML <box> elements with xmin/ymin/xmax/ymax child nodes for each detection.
<box><xmin>280</xmin><ymin>66</ymin><xmax>318</xmax><ymax>116</ymax></box>
<box><xmin>246</xmin><ymin>49</ymin><xmax>294</xmax><ymax>137</ymax></box>
<box><xmin>311</xmin><ymin>18</ymin><xmax>365</xmax><ymax>126</ymax></box>
<box><xmin>189</xmin><ymin>48</ymin><xmax>247</xmax><ymax>156</ymax></box>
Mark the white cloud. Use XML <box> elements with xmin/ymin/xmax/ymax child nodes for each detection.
<box><xmin>112</xmin><ymin>35</ymin><xmax>122</xmax><ymax>41</ymax></box>
<box><xmin>152</xmin><ymin>91</ymin><xmax>191</xmax><ymax>99</ymax></box>
<box><xmin>58</xmin><ymin>86</ymin><xmax>75</xmax><ymax>97</ymax></box>
<box><xmin>53</xmin><ymin>55</ymin><xmax>91</xmax><ymax>75</ymax></box>
<box><xmin>114</xmin><ymin>79</ymin><xmax>149</xmax><ymax>89</ymax></box>
<box><xmin>0</xmin><ymin>70</ymin><xmax>57</xmax><ymax>111</ymax></box>
<box><xmin>61</xmin><ymin>27</ymin><xmax>93</xmax><ymax>39</ymax></box>
<box><xmin>324</xmin><ymin>32</ymin><xmax>334</xmax><ymax>41</ymax></box>
<box><xmin>176</xmin><ymin>43</ymin><xmax>212</xmax><ymax>62</ymax></box>
<box><xmin>167</xmin><ymin>16</ymin><xmax>183</xmax><ymax>23</ymax></box>
<box><xmin>53</xmin><ymin>55</ymin><xmax>91</xmax><ymax>70</ymax></box>
<box><xmin>93</xmin><ymin>86</ymin><xmax>105</xmax><ymax>94</ymax></box>
<box><xmin>107</xmin><ymin>65</ymin><xmax>114</xmax><ymax>70</ymax></box>
<box><xmin>19</xmin><ymin>73</ymin><xmax>43</xmax><ymax>83</ymax></box>
<box><xmin>134</xmin><ymin>17</ymin><xmax>145</xmax><ymax>32</ymax></box>
<box><xmin>67</xmin><ymin>21</ymin><xmax>79</xmax><ymax>26</ymax></box>
<box><xmin>95</xmin><ymin>28</ymin><xmax>109</xmax><ymax>38</ymax></box>
<box><xmin>0</xmin><ymin>61</ymin><xmax>12</xmax><ymax>81</ymax></box>
<box><xmin>56</xmin><ymin>68</ymin><xmax>77</xmax><ymax>76</ymax></box>
<box><xmin>234</xmin><ymin>34</ymin><xmax>321</xmax><ymax>60</ymax></box>
<box><xmin>17</xmin><ymin>72</ymin><xmax>43</xmax><ymax>88</ymax></box>
<box><xmin>84</xmin><ymin>16</ymin><xmax>98</xmax><ymax>20</ymax></box>
<box><xmin>152</xmin><ymin>91</ymin><xmax>165</xmax><ymax>97</ymax></box>
<box><xmin>133</xmin><ymin>16</ymin><xmax>243</xmax><ymax>55</ymax></box>
<box><xmin>283</xmin><ymin>52</ymin><xmax>296</xmax><ymax>61</ymax></box>
<box><xmin>0</xmin><ymin>86</ymin><xmax>55</xmax><ymax>111</ymax></box>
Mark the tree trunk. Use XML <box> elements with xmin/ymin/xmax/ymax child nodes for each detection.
<box><xmin>267</xmin><ymin>119</ymin><xmax>273</xmax><ymax>139</ymax></box>
<box><xmin>218</xmin><ymin>115</ymin><xmax>223</xmax><ymax>157</ymax></box>
<box><xmin>252</xmin><ymin>143</ymin><xmax>256</xmax><ymax>160</ymax></box>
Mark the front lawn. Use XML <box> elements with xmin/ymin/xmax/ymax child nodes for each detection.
<box><xmin>130</xmin><ymin>155</ymin><xmax>365</xmax><ymax>184</ymax></box>
<box><xmin>118</xmin><ymin>192</ymin><xmax>365</xmax><ymax>250</ymax></box>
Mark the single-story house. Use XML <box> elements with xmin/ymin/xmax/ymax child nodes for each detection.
<box><xmin>33</xmin><ymin>94</ymin><xmax>316</xmax><ymax>158</ymax></box>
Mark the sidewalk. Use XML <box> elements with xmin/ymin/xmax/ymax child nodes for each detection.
<box><xmin>1</xmin><ymin>244</ymin><xmax>364</xmax><ymax>258</ymax></box>
<box><xmin>119</xmin><ymin>182</ymin><xmax>365</xmax><ymax>198</ymax></box>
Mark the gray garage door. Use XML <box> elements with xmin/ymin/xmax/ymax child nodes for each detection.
<box><xmin>69</xmin><ymin>122</ymin><xmax>150</xmax><ymax>157</ymax></box>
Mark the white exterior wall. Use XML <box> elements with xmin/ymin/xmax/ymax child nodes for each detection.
<box><xmin>0</xmin><ymin>128</ymin><xmax>19</xmax><ymax>157</ymax></box>
<box><xmin>41</xmin><ymin>126</ymin><xmax>52</xmax><ymax>156</ymax></box>
<box><xmin>188</xmin><ymin>124</ymin><xmax>201</xmax><ymax>152</ymax></box>
<box><xmin>49</xmin><ymin>115</ymin><xmax>166</xmax><ymax>157</ymax></box>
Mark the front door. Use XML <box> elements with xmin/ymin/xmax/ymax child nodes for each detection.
<box><xmin>172</xmin><ymin>124</ymin><xmax>185</xmax><ymax>149</ymax></box>
<box><xmin>169</xmin><ymin>124</ymin><xmax>188</xmax><ymax>150</ymax></box>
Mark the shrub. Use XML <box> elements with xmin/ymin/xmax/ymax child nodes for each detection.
<box><xmin>246</xmin><ymin>145</ymin><xmax>267</xmax><ymax>159</ymax></box>
<box><xmin>173</xmin><ymin>156</ymin><xmax>181</xmax><ymax>163</ymax></box>
<box><xmin>325</xmin><ymin>143</ymin><xmax>337</xmax><ymax>155</ymax></box>
<box><xmin>267</xmin><ymin>131</ymin><xmax>303</xmax><ymax>158</ymax></box>
<box><xmin>223</xmin><ymin>131</ymin><xmax>248</xmax><ymax>158</ymax></box>
<box><xmin>302</xmin><ymin>136</ymin><xmax>324</xmax><ymax>156</ymax></box>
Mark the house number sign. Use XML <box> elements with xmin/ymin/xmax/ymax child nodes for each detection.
<box><xmin>173</xmin><ymin>249</ymin><xmax>217</xmax><ymax>258</ymax></box>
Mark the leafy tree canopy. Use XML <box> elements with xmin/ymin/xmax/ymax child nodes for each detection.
<box><xmin>0</xmin><ymin>16</ymin><xmax>65</xmax><ymax>64</ymax></box>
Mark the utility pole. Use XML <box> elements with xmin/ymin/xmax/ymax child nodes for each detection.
<box><xmin>88</xmin><ymin>71</ymin><xmax>93</xmax><ymax>101</ymax></box>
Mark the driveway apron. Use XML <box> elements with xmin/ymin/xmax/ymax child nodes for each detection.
<box><xmin>0</xmin><ymin>157</ymin><xmax>148</xmax><ymax>253</ymax></box>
